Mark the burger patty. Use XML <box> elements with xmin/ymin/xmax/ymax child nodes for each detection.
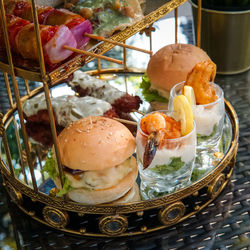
<box><xmin>65</xmin><ymin>156</ymin><xmax>136</xmax><ymax>190</ymax></box>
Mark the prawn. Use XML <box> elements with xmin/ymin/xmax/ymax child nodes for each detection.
<box><xmin>185</xmin><ymin>60</ymin><xmax>218</xmax><ymax>105</ymax></box>
<box><xmin>141</xmin><ymin>112</ymin><xmax>181</xmax><ymax>169</ymax></box>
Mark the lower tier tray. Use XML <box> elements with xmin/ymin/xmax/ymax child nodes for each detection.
<box><xmin>0</xmin><ymin>72</ymin><xmax>239</xmax><ymax>237</ymax></box>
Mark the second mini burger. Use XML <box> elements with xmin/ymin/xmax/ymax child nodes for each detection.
<box><xmin>140</xmin><ymin>43</ymin><xmax>211</xmax><ymax>110</ymax></box>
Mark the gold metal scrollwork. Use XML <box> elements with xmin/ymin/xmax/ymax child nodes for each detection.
<box><xmin>99</xmin><ymin>215</ymin><xmax>128</xmax><ymax>236</ymax></box>
<box><xmin>208</xmin><ymin>173</ymin><xmax>225</xmax><ymax>199</ymax></box>
<box><xmin>158</xmin><ymin>201</ymin><xmax>186</xmax><ymax>226</ymax></box>
<box><xmin>5</xmin><ymin>182</ymin><xmax>23</xmax><ymax>205</ymax></box>
<box><xmin>43</xmin><ymin>206</ymin><xmax>69</xmax><ymax>228</ymax></box>
<box><xmin>0</xmin><ymin>113</ymin><xmax>5</xmax><ymax>137</ymax></box>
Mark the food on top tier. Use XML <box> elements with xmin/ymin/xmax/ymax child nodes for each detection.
<box><xmin>64</xmin><ymin>0</ymin><xmax>144</xmax><ymax>37</ymax></box>
<box><xmin>0</xmin><ymin>14</ymin><xmax>77</xmax><ymax>68</ymax></box>
<box><xmin>140</xmin><ymin>43</ymin><xmax>211</xmax><ymax>110</ymax></box>
<box><xmin>136</xmin><ymin>96</ymin><xmax>196</xmax><ymax>198</ymax></box>
<box><xmin>23</xmin><ymin>94</ymin><xmax>117</xmax><ymax>146</ymax></box>
<box><xmin>43</xmin><ymin>116</ymin><xmax>138</xmax><ymax>204</ymax></box>
<box><xmin>5</xmin><ymin>0</ymin><xmax>92</xmax><ymax>49</ymax></box>
<box><xmin>69</xmin><ymin>71</ymin><xmax>142</xmax><ymax>115</ymax></box>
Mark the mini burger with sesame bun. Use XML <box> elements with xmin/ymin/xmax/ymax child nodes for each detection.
<box><xmin>42</xmin><ymin>116</ymin><xmax>139</xmax><ymax>204</ymax></box>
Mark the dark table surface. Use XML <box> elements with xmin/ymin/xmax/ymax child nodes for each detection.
<box><xmin>0</xmin><ymin>9</ymin><xmax>250</xmax><ymax>250</ymax></box>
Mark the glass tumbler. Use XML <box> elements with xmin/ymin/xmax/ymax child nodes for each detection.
<box><xmin>169</xmin><ymin>82</ymin><xmax>225</xmax><ymax>151</ymax></box>
<box><xmin>136</xmin><ymin>111</ymin><xmax>196</xmax><ymax>200</ymax></box>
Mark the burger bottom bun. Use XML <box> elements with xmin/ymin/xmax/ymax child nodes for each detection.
<box><xmin>55</xmin><ymin>157</ymin><xmax>138</xmax><ymax>204</ymax></box>
<box><xmin>108</xmin><ymin>182</ymin><xmax>141</xmax><ymax>204</ymax></box>
<box><xmin>150</xmin><ymin>101</ymin><xmax>169</xmax><ymax>111</ymax></box>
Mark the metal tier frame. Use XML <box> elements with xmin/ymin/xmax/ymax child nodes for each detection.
<box><xmin>0</xmin><ymin>98</ymin><xmax>239</xmax><ymax>236</ymax></box>
<box><xmin>0</xmin><ymin>0</ymin><xmax>239</xmax><ymax>237</ymax></box>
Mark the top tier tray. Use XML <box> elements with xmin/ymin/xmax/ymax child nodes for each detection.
<box><xmin>0</xmin><ymin>0</ymin><xmax>186</xmax><ymax>83</ymax></box>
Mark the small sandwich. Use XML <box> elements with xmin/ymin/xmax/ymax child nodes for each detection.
<box><xmin>65</xmin><ymin>0</ymin><xmax>144</xmax><ymax>37</ymax></box>
<box><xmin>140</xmin><ymin>43</ymin><xmax>211</xmax><ymax>110</ymax></box>
<box><xmin>23</xmin><ymin>94</ymin><xmax>118</xmax><ymax>147</ymax></box>
<box><xmin>43</xmin><ymin>116</ymin><xmax>139</xmax><ymax>204</ymax></box>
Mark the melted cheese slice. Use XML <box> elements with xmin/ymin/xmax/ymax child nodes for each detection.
<box><xmin>66</xmin><ymin>156</ymin><xmax>135</xmax><ymax>190</ymax></box>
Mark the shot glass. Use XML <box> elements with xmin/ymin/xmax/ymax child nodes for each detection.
<box><xmin>136</xmin><ymin>111</ymin><xmax>196</xmax><ymax>200</ymax></box>
<box><xmin>169</xmin><ymin>82</ymin><xmax>225</xmax><ymax>151</ymax></box>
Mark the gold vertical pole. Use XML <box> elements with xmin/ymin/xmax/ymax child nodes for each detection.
<box><xmin>0</xmin><ymin>114</ymin><xmax>15</xmax><ymax>176</ymax></box>
<box><xmin>148</xmin><ymin>25</ymin><xmax>154</xmax><ymax>56</ymax></box>
<box><xmin>29</xmin><ymin>0</ymin><xmax>46</xmax><ymax>79</ymax></box>
<box><xmin>29</xmin><ymin>0</ymin><xmax>65</xmax><ymax>192</ymax></box>
<box><xmin>3</xmin><ymin>73</ymin><xmax>13</xmax><ymax>107</ymax></box>
<box><xmin>24</xmin><ymin>79</ymin><xmax>31</xmax><ymax>96</ymax></box>
<box><xmin>175</xmin><ymin>8</ymin><xmax>178</xmax><ymax>44</ymax></box>
<box><xmin>0</xmin><ymin>1</ymin><xmax>37</xmax><ymax>190</ymax></box>
<box><xmin>122</xmin><ymin>40</ymin><xmax>128</xmax><ymax>93</ymax></box>
<box><xmin>13</xmin><ymin>119</ymin><xmax>29</xmax><ymax>183</ymax></box>
<box><xmin>35</xmin><ymin>144</ymin><xmax>45</xmax><ymax>183</ymax></box>
<box><xmin>197</xmin><ymin>0</ymin><xmax>202</xmax><ymax>47</ymax></box>
<box><xmin>4</xmin><ymin>73</ymin><xmax>28</xmax><ymax>184</ymax></box>
<box><xmin>97</xmin><ymin>58</ymin><xmax>101</xmax><ymax>74</ymax></box>
<box><xmin>125</xmin><ymin>76</ymin><xmax>128</xmax><ymax>94</ymax></box>
<box><xmin>123</xmin><ymin>41</ymin><xmax>127</xmax><ymax>70</ymax></box>
<box><xmin>149</xmin><ymin>32</ymin><xmax>152</xmax><ymax>53</ymax></box>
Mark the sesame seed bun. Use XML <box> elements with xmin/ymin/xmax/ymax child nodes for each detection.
<box><xmin>147</xmin><ymin>44</ymin><xmax>211</xmax><ymax>95</ymax></box>
<box><xmin>57</xmin><ymin>116</ymin><xmax>136</xmax><ymax>171</ymax></box>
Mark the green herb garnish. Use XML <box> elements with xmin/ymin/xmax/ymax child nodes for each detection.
<box><xmin>197</xmin><ymin>124</ymin><xmax>217</xmax><ymax>143</ymax></box>
<box><xmin>191</xmin><ymin>168</ymin><xmax>208</xmax><ymax>182</ymax></box>
<box><xmin>150</xmin><ymin>157</ymin><xmax>185</xmax><ymax>175</ymax></box>
<box><xmin>143</xmin><ymin>186</ymin><xmax>169</xmax><ymax>199</ymax></box>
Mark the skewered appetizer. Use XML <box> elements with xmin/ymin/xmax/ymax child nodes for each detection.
<box><xmin>64</xmin><ymin>0</ymin><xmax>144</xmax><ymax>37</ymax></box>
<box><xmin>4</xmin><ymin>0</ymin><xmax>92</xmax><ymax>49</ymax></box>
<box><xmin>0</xmin><ymin>14</ymin><xmax>78</xmax><ymax>68</ymax></box>
<box><xmin>68</xmin><ymin>71</ymin><xmax>142</xmax><ymax>116</ymax></box>
<box><xmin>136</xmin><ymin>95</ymin><xmax>196</xmax><ymax>199</ymax></box>
<box><xmin>169</xmin><ymin>60</ymin><xmax>225</xmax><ymax>150</ymax></box>
<box><xmin>23</xmin><ymin>94</ymin><xmax>118</xmax><ymax>146</ymax></box>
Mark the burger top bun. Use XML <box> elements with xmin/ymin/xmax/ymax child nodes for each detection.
<box><xmin>57</xmin><ymin>116</ymin><xmax>136</xmax><ymax>171</ymax></box>
<box><xmin>147</xmin><ymin>43</ymin><xmax>211</xmax><ymax>93</ymax></box>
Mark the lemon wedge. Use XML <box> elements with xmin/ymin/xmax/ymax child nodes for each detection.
<box><xmin>183</xmin><ymin>85</ymin><xmax>196</xmax><ymax>107</ymax></box>
<box><xmin>173</xmin><ymin>95</ymin><xmax>194</xmax><ymax>136</ymax></box>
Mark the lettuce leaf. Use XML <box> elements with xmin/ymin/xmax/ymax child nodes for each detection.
<box><xmin>42</xmin><ymin>151</ymin><xmax>58</xmax><ymax>179</ymax></box>
<box><xmin>42</xmin><ymin>151</ymin><xmax>73</xmax><ymax>197</ymax></box>
<box><xmin>140</xmin><ymin>74</ymin><xmax>168</xmax><ymax>103</ymax></box>
<box><xmin>56</xmin><ymin>176</ymin><xmax>73</xmax><ymax>197</ymax></box>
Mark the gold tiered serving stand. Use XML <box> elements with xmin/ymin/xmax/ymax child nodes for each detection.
<box><xmin>0</xmin><ymin>0</ymin><xmax>239</xmax><ymax>237</ymax></box>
